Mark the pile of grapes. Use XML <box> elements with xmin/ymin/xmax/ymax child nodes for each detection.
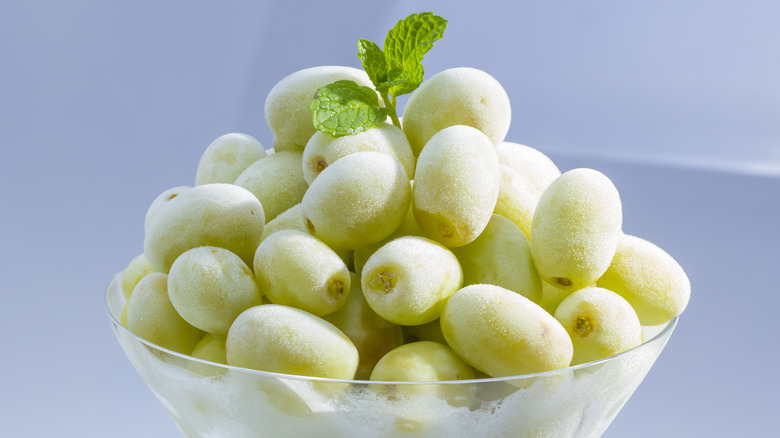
<box><xmin>119</xmin><ymin>13</ymin><xmax>689</xmax><ymax>391</ymax></box>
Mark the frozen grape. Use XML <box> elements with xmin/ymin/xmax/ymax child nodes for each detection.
<box><xmin>540</xmin><ymin>280</ymin><xmax>576</xmax><ymax>316</ymax></box>
<box><xmin>121</xmin><ymin>253</ymin><xmax>154</xmax><ymax>300</ymax></box>
<box><xmin>265</xmin><ymin>66</ymin><xmax>375</xmax><ymax>149</ymax></box>
<box><xmin>168</xmin><ymin>246</ymin><xmax>261</xmax><ymax>335</ymax></box>
<box><xmin>402</xmin><ymin>319</ymin><xmax>447</xmax><ymax>345</ymax></box>
<box><xmin>301</xmin><ymin>151</ymin><xmax>411</xmax><ymax>250</ymax></box>
<box><xmin>554</xmin><ymin>286</ymin><xmax>642</xmax><ymax>365</ymax></box>
<box><xmin>361</xmin><ymin>236</ymin><xmax>462</xmax><ymax>326</ymax></box>
<box><xmin>234</xmin><ymin>150</ymin><xmax>308</xmax><ymax>222</ymax></box>
<box><xmin>530</xmin><ymin>168</ymin><xmax>622</xmax><ymax>292</ymax></box>
<box><xmin>369</xmin><ymin>341</ymin><xmax>476</xmax><ymax>407</ymax></box>
<box><xmin>494</xmin><ymin>142</ymin><xmax>561</xmax><ymax>239</ymax></box>
<box><xmin>597</xmin><ymin>234</ymin><xmax>691</xmax><ymax>325</ymax></box>
<box><xmin>143</xmin><ymin>185</ymin><xmax>191</xmax><ymax>233</ymax></box>
<box><xmin>352</xmin><ymin>199</ymin><xmax>421</xmax><ymax>275</ymax></box>
<box><xmin>450</xmin><ymin>214</ymin><xmax>542</xmax><ymax>304</ymax></box>
<box><xmin>226</xmin><ymin>304</ymin><xmax>359</xmax><ymax>380</ymax></box>
<box><xmin>412</xmin><ymin>125</ymin><xmax>500</xmax><ymax>247</ymax></box>
<box><xmin>194</xmin><ymin>133</ymin><xmax>266</xmax><ymax>186</ymax></box>
<box><xmin>324</xmin><ymin>273</ymin><xmax>404</xmax><ymax>380</ymax></box>
<box><xmin>402</xmin><ymin>67</ymin><xmax>511</xmax><ymax>156</ymax></box>
<box><xmin>441</xmin><ymin>284</ymin><xmax>572</xmax><ymax>377</ymax></box>
<box><xmin>190</xmin><ymin>333</ymin><xmax>227</xmax><ymax>365</ymax></box>
<box><xmin>126</xmin><ymin>272</ymin><xmax>204</xmax><ymax>354</ymax></box>
<box><xmin>302</xmin><ymin>121</ymin><xmax>415</xmax><ymax>183</ymax></box>
<box><xmin>144</xmin><ymin>183</ymin><xmax>265</xmax><ymax>273</ymax></box>
<box><xmin>254</xmin><ymin>230</ymin><xmax>351</xmax><ymax>317</ymax></box>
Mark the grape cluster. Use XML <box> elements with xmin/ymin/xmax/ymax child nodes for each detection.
<box><xmin>121</xmin><ymin>64</ymin><xmax>690</xmax><ymax>395</ymax></box>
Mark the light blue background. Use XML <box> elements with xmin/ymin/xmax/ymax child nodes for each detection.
<box><xmin>1</xmin><ymin>1</ymin><xmax>778</xmax><ymax>436</ymax></box>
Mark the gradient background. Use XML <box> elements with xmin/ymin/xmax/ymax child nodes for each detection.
<box><xmin>1</xmin><ymin>1</ymin><xmax>778</xmax><ymax>436</ymax></box>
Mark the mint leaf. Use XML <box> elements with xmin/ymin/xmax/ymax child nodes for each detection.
<box><xmin>383</xmin><ymin>12</ymin><xmax>447</xmax><ymax>96</ymax></box>
<box><xmin>357</xmin><ymin>39</ymin><xmax>388</xmax><ymax>91</ymax></box>
<box><xmin>308</xmin><ymin>80</ymin><xmax>388</xmax><ymax>137</ymax></box>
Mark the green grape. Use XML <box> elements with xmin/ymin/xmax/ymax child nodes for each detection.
<box><xmin>554</xmin><ymin>286</ymin><xmax>642</xmax><ymax>365</ymax></box>
<box><xmin>119</xmin><ymin>301</ymin><xmax>129</xmax><ymax>327</ymax></box>
<box><xmin>412</xmin><ymin>125</ymin><xmax>500</xmax><ymax>247</ymax></box>
<box><xmin>121</xmin><ymin>253</ymin><xmax>154</xmax><ymax>300</ymax></box>
<box><xmin>194</xmin><ymin>133</ymin><xmax>266</xmax><ymax>186</ymax></box>
<box><xmin>361</xmin><ymin>236</ymin><xmax>462</xmax><ymax>326</ymax></box>
<box><xmin>302</xmin><ymin>121</ymin><xmax>415</xmax><ymax>184</ymax></box>
<box><xmin>493</xmin><ymin>142</ymin><xmax>561</xmax><ymax>239</ymax></box>
<box><xmin>126</xmin><ymin>272</ymin><xmax>204</xmax><ymax>354</ymax></box>
<box><xmin>540</xmin><ymin>280</ymin><xmax>576</xmax><ymax>316</ymax></box>
<box><xmin>402</xmin><ymin>67</ymin><xmax>511</xmax><ymax>157</ymax></box>
<box><xmin>234</xmin><ymin>150</ymin><xmax>308</xmax><ymax>223</ymax></box>
<box><xmin>143</xmin><ymin>185</ymin><xmax>191</xmax><ymax>233</ymax></box>
<box><xmin>323</xmin><ymin>273</ymin><xmax>404</xmax><ymax>380</ymax></box>
<box><xmin>190</xmin><ymin>333</ymin><xmax>227</xmax><ymax>365</ymax></box>
<box><xmin>144</xmin><ymin>183</ymin><xmax>265</xmax><ymax>273</ymax></box>
<box><xmin>450</xmin><ymin>214</ymin><xmax>542</xmax><ymax>304</ymax></box>
<box><xmin>226</xmin><ymin>304</ymin><xmax>359</xmax><ymax>380</ymax></box>
<box><xmin>530</xmin><ymin>168</ymin><xmax>622</xmax><ymax>293</ymax></box>
<box><xmin>369</xmin><ymin>341</ymin><xmax>476</xmax><ymax>407</ymax></box>
<box><xmin>402</xmin><ymin>319</ymin><xmax>447</xmax><ymax>345</ymax></box>
<box><xmin>265</xmin><ymin>66</ymin><xmax>375</xmax><ymax>149</ymax></box>
<box><xmin>301</xmin><ymin>151</ymin><xmax>411</xmax><ymax>250</ymax></box>
<box><xmin>352</xmin><ymin>196</ymin><xmax>421</xmax><ymax>274</ymax></box>
<box><xmin>441</xmin><ymin>284</ymin><xmax>572</xmax><ymax>377</ymax></box>
<box><xmin>597</xmin><ymin>234</ymin><xmax>691</xmax><ymax>325</ymax></box>
<box><xmin>168</xmin><ymin>246</ymin><xmax>262</xmax><ymax>335</ymax></box>
<box><xmin>261</xmin><ymin>204</ymin><xmax>354</xmax><ymax>270</ymax></box>
<box><xmin>254</xmin><ymin>230</ymin><xmax>351</xmax><ymax>317</ymax></box>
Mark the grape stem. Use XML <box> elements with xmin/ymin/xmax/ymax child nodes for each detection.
<box><xmin>380</xmin><ymin>90</ymin><xmax>402</xmax><ymax>128</ymax></box>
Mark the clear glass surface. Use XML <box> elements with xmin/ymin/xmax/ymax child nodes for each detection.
<box><xmin>106</xmin><ymin>272</ymin><xmax>677</xmax><ymax>438</ymax></box>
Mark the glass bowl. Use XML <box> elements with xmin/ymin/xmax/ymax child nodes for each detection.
<box><xmin>106</xmin><ymin>272</ymin><xmax>677</xmax><ymax>438</ymax></box>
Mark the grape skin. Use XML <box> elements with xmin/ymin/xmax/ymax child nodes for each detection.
<box><xmin>412</xmin><ymin>125</ymin><xmax>500</xmax><ymax>247</ymax></box>
<box><xmin>301</xmin><ymin>151</ymin><xmax>411</xmax><ymax>250</ymax></box>
<box><xmin>143</xmin><ymin>185</ymin><xmax>191</xmax><ymax>234</ymax></box>
<box><xmin>226</xmin><ymin>304</ymin><xmax>359</xmax><ymax>380</ymax></box>
<box><xmin>234</xmin><ymin>150</ymin><xmax>308</xmax><ymax>223</ymax></box>
<box><xmin>441</xmin><ymin>284</ymin><xmax>572</xmax><ymax>377</ymax></box>
<box><xmin>402</xmin><ymin>67</ymin><xmax>511</xmax><ymax>157</ymax></box>
<box><xmin>126</xmin><ymin>272</ymin><xmax>204</xmax><ymax>354</ymax></box>
<box><xmin>530</xmin><ymin>168</ymin><xmax>622</xmax><ymax>293</ymax></box>
<box><xmin>554</xmin><ymin>286</ymin><xmax>642</xmax><ymax>365</ymax></box>
<box><xmin>361</xmin><ymin>236</ymin><xmax>463</xmax><ymax>326</ymax></box>
<box><xmin>194</xmin><ymin>132</ymin><xmax>266</xmax><ymax>186</ymax></box>
<box><xmin>121</xmin><ymin>253</ymin><xmax>154</xmax><ymax>300</ymax></box>
<box><xmin>168</xmin><ymin>246</ymin><xmax>262</xmax><ymax>335</ymax></box>
<box><xmin>253</xmin><ymin>230</ymin><xmax>351</xmax><ymax>317</ymax></box>
<box><xmin>143</xmin><ymin>183</ymin><xmax>265</xmax><ymax>273</ymax></box>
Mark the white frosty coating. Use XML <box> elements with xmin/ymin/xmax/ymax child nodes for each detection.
<box><xmin>168</xmin><ymin>246</ymin><xmax>261</xmax><ymax>335</ymax></box>
<box><xmin>530</xmin><ymin>168</ymin><xmax>623</xmax><ymax>292</ymax></box>
<box><xmin>253</xmin><ymin>230</ymin><xmax>351</xmax><ymax>317</ymax></box>
<box><xmin>126</xmin><ymin>272</ymin><xmax>203</xmax><ymax>354</ymax></box>
<box><xmin>194</xmin><ymin>133</ymin><xmax>266</xmax><ymax>186</ymax></box>
<box><xmin>143</xmin><ymin>185</ymin><xmax>192</xmax><ymax>233</ymax></box>
<box><xmin>554</xmin><ymin>287</ymin><xmax>643</xmax><ymax>366</ymax></box>
<box><xmin>226</xmin><ymin>304</ymin><xmax>358</xmax><ymax>380</ymax></box>
<box><xmin>361</xmin><ymin>236</ymin><xmax>463</xmax><ymax>326</ymax></box>
<box><xmin>234</xmin><ymin>150</ymin><xmax>308</xmax><ymax>223</ymax></box>
<box><xmin>144</xmin><ymin>183</ymin><xmax>265</xmax><ymax>273</ymax></box>
<box><xmin>412</xmin><ymin>125</ymin><xmax>500</xmax><ymax>247</ymax></box>
<box><xmin>450</xmin><ymin>214</ymin><xmax>543</xmax><ymax>304</ymax></box>
<box><xmin>494</xmin><ymin>142</ymin><xmax>561</xmax><ymax>239</ymax></box>
<box><xmin>107</xmin><ymin>273</ymin><xmax>677</xmax><ymax>438</ymax></box>
<box><xmin>597</xmin><ymin>234</ymin><xmax>691</xmax><ymax>325</ymax></box>
<box><xmin>303</xmin><ymin>122</ymin><xmax>416</xmax><ymax>184</ymax></box>
<box><xmin>402</xmin><ymin>67</ymin><xmax>511</xmax><ymax>156</ymax></box>
<box><xmin>441</xmin><ymin>284</ymin><xmax>573</xmax><ymax>378</ymax></box>
<box><xmin>265</xmin><ymin>66</ymin><xmax>375</xmax><ymax>148</ymax></box>
<box><xmin>301</xmin><ymin>151</ymin><xmax>411</xmax><ymax>250</ymax></box>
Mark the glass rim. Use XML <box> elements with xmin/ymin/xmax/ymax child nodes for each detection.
<box><xmin>106</xmin><ymin>272</ymin><xmax>678</xmax><ymax>386</ymax></box>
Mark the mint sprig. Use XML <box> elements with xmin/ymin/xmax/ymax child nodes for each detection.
<box><xmin>308</xmin><ymin>80</ymin><xmax>389</xmax><ymax>137</ymax></box>
<box><xmin>310</xmin><ymin>12</ymin><xmax>447</xmax><ymax>137</ymax></box>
